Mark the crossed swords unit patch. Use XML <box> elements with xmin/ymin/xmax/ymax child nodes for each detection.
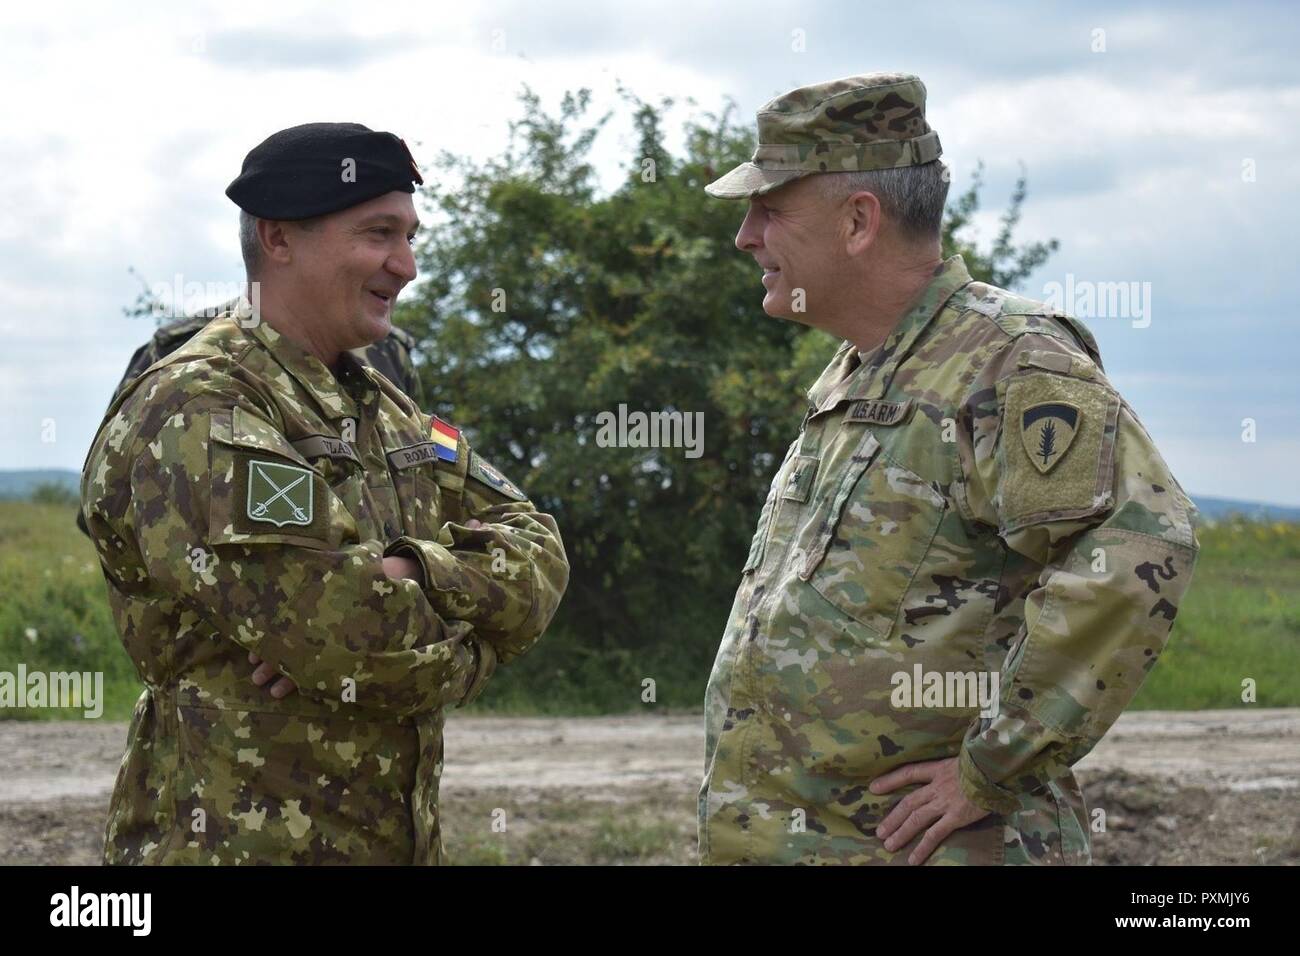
<box><xmin>245</xmin><ymin>459</ymin><xmax>315</xmax><ymax>527</ymax></box>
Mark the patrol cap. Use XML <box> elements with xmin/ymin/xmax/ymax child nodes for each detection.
<box><xmin>705</xmin><ymin>72</ymin><xmax>942</xmax><ymax>200</ymax></box>
<box><xmin>226</xmin><ymin>122</ymin><xmax>424</xmax><ymax>220</ymax></box>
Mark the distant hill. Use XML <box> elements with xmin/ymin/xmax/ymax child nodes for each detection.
<box><xmin>2</xmin><ymin>469</ymin><xmax>1298</xmax><ymax>523</ymax></box>
<box><xmin>0</xmin><ymin>469</ymin><xmax>80</xmax><ymax>498</ymax></box>
<box><xmin>1192</xmin><ymin>495</ymin><xmax>1300</xmax><ymax>523</ymax></box>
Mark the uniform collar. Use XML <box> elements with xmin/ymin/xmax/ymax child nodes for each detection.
<box><xmin>806</xmin><ymin>254</ymin><xmax>973</xmax><ymax>411</ymax></box>
<box><xmin>248</xmin><ymin>319</ymin><xmax>378</xmax><ymax>420</ymax></box>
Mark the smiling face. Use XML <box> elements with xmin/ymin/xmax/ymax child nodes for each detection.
<box><xmin>280</xmin><ymin>190</ymin><xmax>420</xmax><ymax>353</ymax></box>
<box><xmin>733</xmin><ymin>175</ymin><xmax>848</xmax><ymax>324</ymax></box>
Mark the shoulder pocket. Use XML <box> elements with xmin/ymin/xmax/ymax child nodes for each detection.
<box><xmin>798</xmin><ymin>430</ymin><xmax>947</xmax><ymax>636</ymax></box>
<box><xmin>208</xmin><ymin>407</ymin><xmax>334</xmax><ymax>548</ymax></box>
<box><xmin>998</xmin><ymin>370</ymin><xmax>1120</xmax><ymax>533</ymax></box>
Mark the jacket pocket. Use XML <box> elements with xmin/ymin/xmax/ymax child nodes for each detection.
<box><xmin>742</xmin><ymin>440</ymin><xmax>800</xmax><ymax>573</ymax></box>
<box><xmin>798</xmin><ymin>430</ymin><xmax>947</xmax><ymax>637</ymax></box>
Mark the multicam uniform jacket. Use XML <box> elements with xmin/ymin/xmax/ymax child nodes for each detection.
<box><xmin>700</xmin><ymin>255</ymin><xmax>1199</xmax><ymax>865</ymax></box>
<box><xmin>82</xmin><ymin>311</ymin><xmax>568</xmax><ymax>864</ymax></box>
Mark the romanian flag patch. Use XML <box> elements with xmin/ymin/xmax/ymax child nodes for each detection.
<box><xmin>430</xmin><ymin>415</ymin><xmax>460</xmax><ymax>463</ymax></box>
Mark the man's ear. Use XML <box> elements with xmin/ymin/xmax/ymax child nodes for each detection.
<box><xmin>258</xmin><ymin>219</ymin><xmax>294</xmax><ymax>267</ymax></box>
<box><xmin>844</xmin><ymin>190</ymin><xmax>882</xmax><ymax>256</ymax></box>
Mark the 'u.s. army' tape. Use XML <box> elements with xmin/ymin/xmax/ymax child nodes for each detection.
<box><xmin>843</xmin><ymin>398</ymin><xmax>913</xmax><ymax>427</ymax></box>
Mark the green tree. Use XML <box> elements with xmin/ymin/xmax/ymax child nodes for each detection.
<box><xmin>943</xmin><ymin>160</ymin><xmax>1060</xmax><ymax>288</ymax></box>
<box><xmin>396</xmin><ymin>87</ymin><xmax>1058</xmax><ymax>705</ymax></box>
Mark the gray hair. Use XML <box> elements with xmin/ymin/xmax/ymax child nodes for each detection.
<box><xmin>238</xmin><ymin>210</ymin><xmax>261</xmax><ymax>280</ymax></box>
<box><xmin>817</xmin><ymin>160</ymin><xmax>950</xmax><ymax>242</ymax></box>
<box><xmin>239</xmin><ymin>210</ymin><xmax>323</xmax><ymax>279</ymax></box>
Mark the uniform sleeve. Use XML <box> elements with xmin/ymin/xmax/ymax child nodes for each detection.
<box><xmin>385</xmin><ymin>446</ymin><xmax>570</xmax><ymax>665</ymax></box>
<box><xmin>77</xmin><ymin>338</ymin><xmax>159</xmax><ymax>539</ymax></box>
<box><xmin>90</xmin><ymin>387</ymin><xmax>494</xmax><ymax>718</ymax></box>
<box><xmin>954</xmin><ymin>333</ymin><xmax>1201</xmax><ymax>814</ymax></box>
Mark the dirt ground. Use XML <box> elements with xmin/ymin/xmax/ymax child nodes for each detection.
<box><xmin>1</xmin><ymin>708</ymin><xmax>1295</xmax><ymax>865</ymax></box>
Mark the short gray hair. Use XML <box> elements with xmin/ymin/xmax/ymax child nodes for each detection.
<box><xmin>817</xmin><ymin>160</ymin><xmax>949</xmax><ymax>242</ymax></box>
<box><xmin>239</xmin><ymin>210</ymin><xmax>323</xmax><ymax>279</ymax></box>
<box><xmin>238</xmin><ymin>210</ymin><xmax>261</xmax><ymax>280</ymax></box>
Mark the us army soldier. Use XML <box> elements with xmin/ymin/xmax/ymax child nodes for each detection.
<box><xmin>81</xmin><ymin>122</ymin><xmax>569</xmax><ymax>864</ymax></box>
<box><xmin>698</xmin><ymin>74</ymin><xmax>1199</xmax><ymax>865</ymax></box>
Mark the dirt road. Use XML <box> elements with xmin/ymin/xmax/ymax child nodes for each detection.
<box><xmin>1</xmin><ymin>708</ymin><xmax>1295</xmax><ymax>865</ymax></box>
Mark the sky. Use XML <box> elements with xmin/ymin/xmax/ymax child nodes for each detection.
<box><xmin>2</xmin><ymin>0</ymin><xmax>1297</xmax><ymax>504</ymax></box>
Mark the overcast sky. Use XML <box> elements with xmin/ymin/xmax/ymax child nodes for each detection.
<box><xmin>2</xmin><ymin>0</ymin><xmax>1297</xmax><ymax>504</ymax></box>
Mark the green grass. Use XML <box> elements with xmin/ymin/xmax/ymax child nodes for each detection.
<box><xmin>0</xmin><ymin>501</ymin><xmax>141</xmax><ymax>720</ymax></box>
<box><xmin>442</xmin><ymin>791</ymin><xmax>696</xmax><ymax>866</ymax></box>
<box><xmin>469</xmin><ymin>627</ymin><xmax>715</xmax><ymax>714</ymax></box>
<box><xmin>3</xmin><ymin>501</ymin><xmax>1297</xmax><ymax>719</ymax></box>
<box><xmin>1130</xmin><ymin>518</ymin><xmax>1300</xmax><ymax>709</ymax></box>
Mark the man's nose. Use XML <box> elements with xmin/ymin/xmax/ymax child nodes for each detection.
<box><xmin>735</xmin><ymin>203</ymin><xmax>763</xmax><ymax>253</ymax></box>
<box><xmin>388</xmin><ymin>242</ymin><xmax>418</xmax><ymax>284</ymax></box>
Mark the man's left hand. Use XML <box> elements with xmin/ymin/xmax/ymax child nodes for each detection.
<box><xmin>869</xmin><ymin>757</ymin><xmax>990</xmax><ymax>865</ymax></box>
<box><xmin>249</xmin><ymin>651</ymin><xmax>298</xmax><ymax>699</ymax></box>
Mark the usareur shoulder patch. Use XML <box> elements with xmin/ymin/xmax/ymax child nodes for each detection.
<box><xmin>999</xmin><ymin>372</ymin><xmax>1120</xmax><ymax>530</ymax></box>
<box><xmin>1021</xmin><ymin>402</ymin><xmax>1080</xmax><ymax>474</ymax></box>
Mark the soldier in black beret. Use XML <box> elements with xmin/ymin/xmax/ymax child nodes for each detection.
<box><xmin>82</xmin><ymin>123</ymin><xmax>569</xmax><ymax>864</ymax></box>
<box><xmin>78</xmin><ymin>123</ymin><xmax>429</xmax><ymax>538</ymax></box>
<box><xmin>225</xmin><ymin>121</ymin><xmax>427</xmax><ymax>357</ymax></box>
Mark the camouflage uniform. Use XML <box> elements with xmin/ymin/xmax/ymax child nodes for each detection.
<box><xmin>700</xmin><ymin>75</ymin><xmax>1199</xmax><ymax>864</ymax></box>
<box><xmin>110</xmin><ymin>305</ymin><xmax>427</xmax><ymax>410</ymax></box>
<box><xmin>76</xmin><ymin>304</ymin><xmax>424</xmax><ymax>538</ymax></box>
<box><xmin>81</xmin><ymin>308</ymin><xmax>569</xmax><ymax>864</ymax></box>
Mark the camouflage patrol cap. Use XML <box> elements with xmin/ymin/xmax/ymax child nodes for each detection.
<box><xmin>705</xmin><ymin>72</ymin><xmax>941</xmax><ymax>200</ymax></box>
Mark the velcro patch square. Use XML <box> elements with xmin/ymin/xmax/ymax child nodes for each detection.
<box><xmin>999</xmin><ymin>372</ymin><xmax>1120</xmax><ymax>530</ymax></box>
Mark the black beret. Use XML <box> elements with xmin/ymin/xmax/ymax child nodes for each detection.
<box><xmin>226</xmin><ymin>122</ymin><xmax>424</xmax><ymax>221</ymax></box>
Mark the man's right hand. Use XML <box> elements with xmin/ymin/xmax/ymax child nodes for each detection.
<box><xmin>380</xmin><ymin>520</ymin><xmax>483</xmax><ymax>584</ymax></box>
<box><xmin>382</xmin><ymin>555</ymin><xmax>424</xmax><ymax>582</ymax></box>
